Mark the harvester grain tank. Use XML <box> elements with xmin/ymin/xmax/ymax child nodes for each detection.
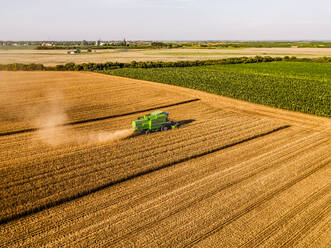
<box><xmin>132</xmin><ymin>111</ymin><xmax>178</xmax><ymax>134</ymax></box>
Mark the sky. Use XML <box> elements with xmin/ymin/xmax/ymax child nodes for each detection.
<box><xmin>1</xmin><ymin>0</ymin><xmax>330</xmax><ymax>41</ymax></box>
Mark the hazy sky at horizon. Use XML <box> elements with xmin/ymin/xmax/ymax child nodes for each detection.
<box><xmin>1</xmin><ymin>0</ymin><xmax>330</xmax><ymax>41</ymax></box>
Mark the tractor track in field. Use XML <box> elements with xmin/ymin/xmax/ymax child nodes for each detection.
<box><xmin>279</xmin><ymin>201</ymin><xmax>331</xmax><ymax>248</ymax></box>
<box><xmin>239</xmin><ymin>184</ymin><xmax>331</xmax><ymax>247</ymax></box>
<box><xmin>0</xmin><ymin>125</ymin><xmax>289</xmax><ymax>226</ymax></box>
<box><xmin>0</xmin><ymin>98</ymin><xmax>200</xmax><ymax>137</ymax></box>
<box><xmin>183</xmin><ymin>158</ymin><xmax>330</xmax><ymax>247</ymax></box>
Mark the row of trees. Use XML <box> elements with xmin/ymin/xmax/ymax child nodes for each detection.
<box><xmin>49</xmin><ymin>57</ymin><xmax>284</xmax><ymax>71</ymax></box>
<box><xmin>0</xmin><ymin>56</ymin><xmax>330</xmax><ymax>72</ymax></box>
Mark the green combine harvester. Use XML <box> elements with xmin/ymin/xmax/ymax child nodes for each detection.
<box><xmin>132</xmin><ymin>111</ymin><xmax>178</xmax><ymax>134</ymax></box>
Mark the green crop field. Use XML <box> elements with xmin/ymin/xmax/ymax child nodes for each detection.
<box><xmin>144</xmin><ymin>52</ymin><xmax>244</xmax><ymax>56</ymax></box>
<box><xmin>107</xmin><ymin>62</ymin><xmax>331</xmax><ymax>117</ymax></box>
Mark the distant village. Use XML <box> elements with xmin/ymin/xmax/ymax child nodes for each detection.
<box><xmin>0</xmin><ymin>39</ymin><xmax>130</xmax><ymax>47</ymax></box>
<box><xmin>0</xmin><ymin>39</ymin><xmax>185</xmax><ymax>51</ymax></box>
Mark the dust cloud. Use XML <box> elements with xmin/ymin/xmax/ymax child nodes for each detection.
<box><xmin>32</xmin><ymin>91</ymin><xmax>133</xmax><ymax>146</ymax></box>
<box><xmin>79</xmin><ymin>129</ymin><xmax>135</xmax><ymax>144</ymax></box>
<box><xmin>0</xmin><ymin>75</ymin><xmax>133</xmax><ymax>146</ymax></box>
<box><xmin>32</xmin><ymin>91</ymin><xmax>69</xmax><ymax>146</ymax></box>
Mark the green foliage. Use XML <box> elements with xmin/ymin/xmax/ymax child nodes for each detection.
<box><xmin>106</xmin><ymin>62</ymin><xmax>331</xmax><ymax>117</ymax></box>
<box><xmin>0</xmin><ymin>56</ymin><xmax>329</xmax><ymax>73</ymax></box>
<box><xmin>204</xmin><ymin>61</ymin><xmax>331</xmax><ymax>82</ymax></box>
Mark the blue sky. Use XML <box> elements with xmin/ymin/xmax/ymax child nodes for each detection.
<box><xmin>1</xmin><ymin>0</ymin><xmax>330</xmax><ymax>40</ymax></box>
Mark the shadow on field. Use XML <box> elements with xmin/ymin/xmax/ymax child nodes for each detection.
<box><xmin>176</xmin><ymin>119</ymin><xmax>195</xmax><ymax>127</ymax></box>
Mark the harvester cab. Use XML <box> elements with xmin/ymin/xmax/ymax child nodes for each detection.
<box><xmin>132</xmin><ymin>111</ymin><xmax>178</xmax><ymax>134</ymax></box>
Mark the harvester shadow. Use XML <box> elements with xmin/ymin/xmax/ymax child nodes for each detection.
<box><xmin>175</xmin><ymin>119</ymin><xmax>195</xmax><ymax>127</ymax></box>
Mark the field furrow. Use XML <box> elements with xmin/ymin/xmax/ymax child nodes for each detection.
<box><xmin>238</xmin><ymin>185</ymin><xmax>330</xmax><ymax>247</ymax></box>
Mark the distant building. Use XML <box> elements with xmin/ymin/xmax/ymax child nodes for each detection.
<box><xmin>95</xmin><ymin>40</ymin><xmax>101</xmax><ymax>46</ymax></box>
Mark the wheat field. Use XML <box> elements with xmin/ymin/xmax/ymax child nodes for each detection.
<box><xmin>0</xmin><ymin>71</ymin><xmax>330</xmax><ymax>247</ymax></box>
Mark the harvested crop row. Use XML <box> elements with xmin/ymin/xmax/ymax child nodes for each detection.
<box><xmin>0</xmin><ymin>114</ymin><xmax>282</xmax><ymax>223</ymax></box>
<box><xmin>293</xmin><ymin>212</ymin><xmax>331</xmax><ymax>247</ymax></box>
<box><xmin>240</xmin><ymin>187</ymin><xmax>330</xmax><ymax>248</ymax></box>
<box><xmin>0</xmin><ymin>128</ymin><xmax>329</xmax><ymax>247</ymax></box>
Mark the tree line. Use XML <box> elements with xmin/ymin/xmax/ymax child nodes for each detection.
<box><xmin>0</xmin><ymin>56</ymin><xmax>330</xmax><ymax>72</ymax></box>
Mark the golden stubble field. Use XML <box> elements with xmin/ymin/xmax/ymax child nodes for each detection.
<box><xmin>0</xmin><ymin>47</ymin><xmax>331</xmax><ymax>65</ymax></box>
<box><xmin>0</xmin><ymin>71</ymin><xmax>330</xmax><ymax>247</ymax></box>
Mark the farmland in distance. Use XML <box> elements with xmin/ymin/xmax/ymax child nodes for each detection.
<box><xmin>1</xmin><ymin>47</ymin><xmax>331</xmax><ymax>65</ymax></box>
<box><xmin>0</xmin><ymin>71</ymin><xmax>330</xmax><ymax>247</ymax></box>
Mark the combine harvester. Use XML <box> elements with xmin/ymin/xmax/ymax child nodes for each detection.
<box><xmin>132</xmin><ymin>111</ymin><xmax>179</xmax><ymax>134</ymax></box>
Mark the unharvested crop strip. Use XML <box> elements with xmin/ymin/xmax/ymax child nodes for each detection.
<box><xmin>0</xmin><ymin>98</ymin><xmax>200</xmax><ymax>137</ymax></box>
<box><xmin>0</xmin><ymin>125</ymin><xmax>289</xmax><ymax>226</ymax></box>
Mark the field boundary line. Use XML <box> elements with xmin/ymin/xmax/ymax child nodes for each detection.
<box><xmin>0</xmin><ymin>125</ymin><xmax>289</xmax><ymax>226</ymax></box>
<box><xmin>0</xmin><ymin>98</ymin><xmax>200</xmax><ymax>137</ymax></box>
